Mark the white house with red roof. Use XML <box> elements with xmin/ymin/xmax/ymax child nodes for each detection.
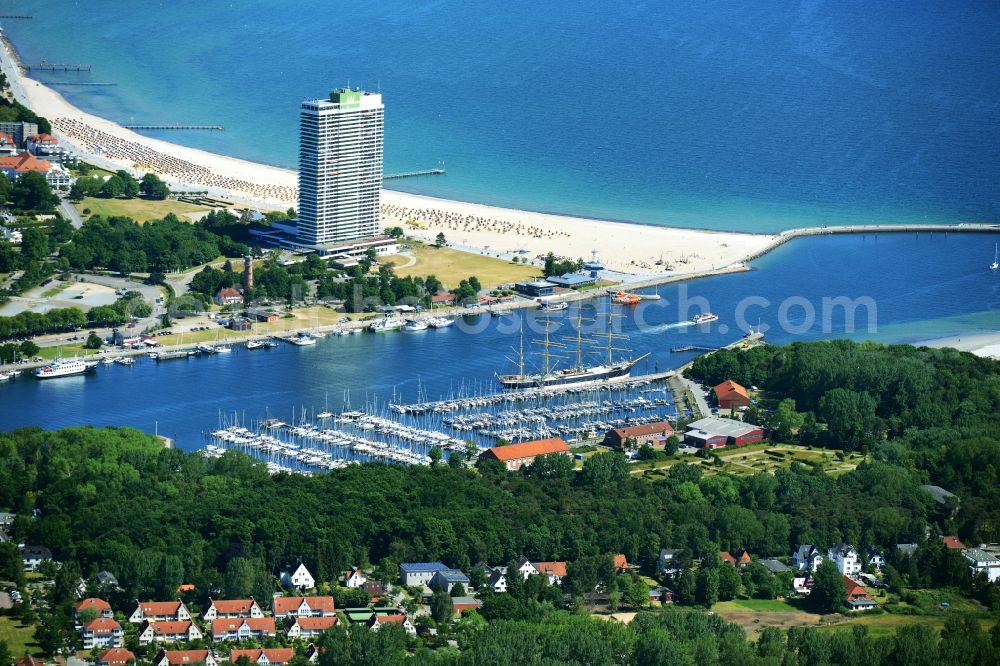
<box><xmin>137</xmin><ymin>620</ymin><xmax>202</xmax><ymax>646</ymax></box>
<box><xmin>0</xmin><ymin>132</ymin><xmax>17</xmax><ymax>156</ymax></box>
<box><xmin>27</xmin><ymin>133</ymin><xmax>58</xmax><ymax>156</ymax></box>
<box><xmin>75</xmin><ymin>597</ymin><xmax>114</xmax><ymax>619</ymax></box>
<box><xmin>229</xmin><ymin>649</ymin><xmax>295</xmax><ymax>666</ymax></box>
<box><xmin>201</xmin><ymin>598</ymin><xmax>263</xmax><ymax>620</ymax></box>
<box><xmin>96</xmin><ymin>648</ymin><xmax>135</xmax><ymax>666</ymax></box>
<box><xmin>285</xmin><ymin>616</ymin><xmax>337</xmax><ymax>639</ymax></box>
<box><xmin>271</xmin><ymin>596</ymin><xmax>335</xmax><ymax>619</ymax></box>
<box><xmin>367</xmin><ymin>613</ymin><xmax>415</xmax><ymax>635</ymax></box>
<box><xmin>82</xmin><ymin>618</ymin><xmax>125</xmax><ymax>649</ymax></box>
<box><xmin>152</xmin><ymin>650</ymin><xmax>217</xmax><ymax>666</ymax></box>
<box><xmin>129</xmin><ymin>600</ymin><xmax>191</xmax><ymax>624</ymax></box>
<box><xmin>210</xmin><ymin>617</ymin><xmax>276</xmax><ymax>642</ymax></box>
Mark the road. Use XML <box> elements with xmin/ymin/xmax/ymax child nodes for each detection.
<box><xmin>59</xmin><ymin>197</ymin><xmax>85</xmax><ymax>228</ymax></box>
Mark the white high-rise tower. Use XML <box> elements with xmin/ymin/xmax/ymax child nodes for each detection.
<box><xmin>297</xmin><ymin>88</ymin><xmax>384</xmax><ymax>244</ymax></box>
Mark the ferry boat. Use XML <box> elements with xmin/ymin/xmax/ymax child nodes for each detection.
<box><xmin>539</xmin><ymin>301</ymin><xmax>569</xmax><ymax>312</ymax></box>
<box><xmin>34</xmin><ymin>358</ymin><xmax>98</xmax><ymax>379</ymax></box>
<box><xmin>427</xmin><ymin>317</ymin><xmax>455</xmax><ymax>328</ymax></box>
<box><xmin>404</xmin><ymin>320</ymin><xmax>429</xmax><ymax>332</ymax></box>
<box><xmin>691</xmin><ymin>312</ymin><xmax>719</xmax><ymax>325</ymax></box>
<box><xmin>497</xmin><ymin>311</ymin><xmax>649</xmax><ymax>389</ymax></box>
<box><xmin>611</xmin><ymin>290</ymin><xmax>641</xmax><ymax>305</ymax></box>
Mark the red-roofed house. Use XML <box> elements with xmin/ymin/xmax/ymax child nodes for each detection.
<box><xmin>714</xmin><ymin>380</ymin><xmax>750</xmax><ymax>410</ymax></box>
<box><xmin>229</xmin><ymin>649</ymin><xmax>295</xmax><ymax>666</ymax></box>
<box><xmin>450</xmin><ymin>597</ymin><xmax>482</xmax><ymax>616</ymax></box>
<box><xmin>129</xmin><ymin>600</ymin><xmax>191</xmax><ymax>624</ymax></box>
<box><xmin>0</xmin><ymin>152</ymin><xmax>51</xmax><ymax>177</ymax></box>
<box><xmin>215</xmin><ymin>288</ymin><xmax>243</xmax><ymax>306</ymax></box>
<box><xmin>286</xmin><ymin>616</ymin><xmax>337</xmax><ymax>639</ymax></box>
<box><xmin>137</xmin><ymin>620</ymin><xmax>202</xmax><ymax>646</ymax></box>
<box><xmin>478</xmin><ymin>438</ymin><xmax>571</xmax><ymax>471</ymax></box>
<box><xmin>367</xmin><ymin>613</ymin><xmax>415</xmax><ymax>635</ymax></box>
<box><xmin>271</xmin><ymin>596</ymin><xmax>335</xmax><ymax>618</ymax></box>
<box><xmin>210</xmin><ymin>617</ymin><xmax>276</xmax><ymax>642</ymax></box>
<box><xmin>152</xmin><ymin>650</ymin><xmax>217</xmax><ymax>666</ymax></box>
<box><xmin>201</xmin><ymin>598</ymin><xmax>263</xmax><ymax>620</ymax></box>
<box><xmin>16</xmin><ymin>658</ymin><xmax>44</xmax><ymax>666</ymax></box>
<box><xmin>343</xmin><ymin>568</ymin><xmax>366</xmax><ymax>589</ymax></box>
<box><xmin>943</xmin><ymin>536</ymin><xmax>966</xmax><ymax>550</ymax></box>
<box><xmin>721</xmin><ymin>549</ymin><xmax>752</xmax><ymax>567</ymax></box>
<box><xmin>97</xmin><ymin>648</ymin><xmax>136</xmax><ymax>666</ymax></box>
<box><xmin>75</xmin><ymin>597</ymin><xmax>114</xmax><ymax>618</ymax></box>
<box><xmin>603</xmin><ymin>421</ymin><xmax>675</xmax><ymax>451</ymax></box>
<box><xmin>0</xmin><ymin>132</ymin><xmax>16</xmax><ymax>156</ymax></box>
<box><xmin>430</xmin><ymin>292</ymin><xmax>455</xmax><ymax>306</ymax></box>
<box><xmin>843</xmin><ymin>576</ymin><xmax>877</xmax><ymax>611</ymax></box>
<box><xmin>517</xmin><ymin>558</ymin><xmax>567</xmax><ymax>585</ymax></box>
<box><xmin>27</xmin><ymin>133</ymin><xmax>58</xmax><ymax>155</ymax></box>
<box><xmin>612</xmin><ymin>554</ymin><xmax>629</xmax><ymax>572</ymax></box>
<box><xmin>82</xmin><ymin>618</ymin><xmax>125</xmax><ymax>649</ymax></box>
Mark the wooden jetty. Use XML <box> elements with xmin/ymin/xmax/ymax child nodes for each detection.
<box><xmin>23</xmin><ymin>63</ymin><xmax>91</xmax><ymax>71</ymax></box>
<box><xmin>383</xmin><ymin>168</ymin><xmax>445</xmax><ymax>180</ymax></box>
<box><xmin>123</xmin><ymin>124</ymin><xmax>224</xmax><ymax>131</ymax></box>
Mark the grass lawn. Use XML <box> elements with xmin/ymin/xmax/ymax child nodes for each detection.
<box><xmin>37</xmin><ymin>343</ymin><xmax>101</xmax><ymax>360</ymax></box>
<box><xmin>820</xmin><ymin>613</ymin><xmax>996</xmax><ymax>638</ymax></box>
<box><xmin>381</xmin><ymin>242</ymin><xmax>540</xmax><ymax>290</ymax></box>
<box><xmin>74</xmin><ymin>196</ymin><xmax>211</xmax><ymax>223</ymax></box>
<box><xmin>714</xmin><ymin>599</ymin><xmax>802</xmax><ymax>613</ymax></box>
<box><xmin>0</xmin><ymin>615</ymin><xmax>42</xmax><ymax>656</ymax></box>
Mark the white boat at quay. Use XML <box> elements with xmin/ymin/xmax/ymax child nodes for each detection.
<box><xmin>34</xmin><ymin>358</ymin><xmax>98</xmax><ymax>379</ymax></box>
<box><xmin>288</xmin><ymin>332</ymin><xmax>318</xmax><ymax>346</ymax></box>
<box><xmin>427</xmin><ymin>317</ymin><xmax>455</xmax><ymax>328</ymax></box>
<box><xmin>369</xmin><ymin>316</ymin><xmax>404</xmax><ymax>332</ymax></box>
<box><xmin>404</xmin><ymin>320</ymin><xmax>429</xmax><ymax>331</ymax></box>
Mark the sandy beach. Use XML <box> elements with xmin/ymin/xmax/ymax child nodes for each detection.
<box><xmin>921</xmin><ymin>332</ymin><xmax>1000</xmax><ymax>360</ymax></box>
<box><xmin>0</xmin><ymin>36</ymin><xmax>778</xmax><ymax>276</ymax></box>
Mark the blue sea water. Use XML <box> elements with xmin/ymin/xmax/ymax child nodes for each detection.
<box><xmin>3</xmin><ymin>1</ymin><xmax>999</xmax><ymax>231</ymax></box>
<box><xmin>1</xmin><ymin>233</ymin><xmax>998</xmax><ymax>449</ymax></box>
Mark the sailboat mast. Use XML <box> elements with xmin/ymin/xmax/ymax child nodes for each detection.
<box><xmin>606</xmin><ymin>309</ymin><xmax>614</xmax><ymax>365</ymax></box>
<box><xmin>519</xmin><ymin>319</ymin><xmax>525</xmax><ymax>376</ymax></box>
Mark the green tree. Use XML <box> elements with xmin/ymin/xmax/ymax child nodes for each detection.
<box><xmin>809</xmin><ymin>559</ymin><xmax>846</xmax><ymax>613</ymax></box>
<box><xmin>717</xmin><ymin>563</ymin><xmax>743</xmax><ymax>601</ymax></box>
<box><xmin>19</xmin><ymin>227</ymin><xmax>49</xmax><ymax>260</ymax></box>
<box><xmin>696</xmin><ymin>566</ymin><xmax>720</xmax><ymax>607</ymax></box>
<box><xmin>115</xmin><ymin>171</ymin><xmax>141</xmax><ymax>198</ymax></box>
<box><xmin>99</xmin><ymin>175</ymin><xmax>126</xmax><ymax>198</ymax></box>
<box><xmin>434</xmin><ymin>232</ymin><xmax>446</xmax><ymax>247</ymax></box>
<box><xmin>428</xmin><ymin>446</ymin><xmax>443</xmax><ymax>466</ymax></box>
<box><xmin>139</xmin><ymin>173</ymin><xmax>170</xmax><ymax>199</ymax></box>
<box><xmin>11</xmin><ymin>171</ymin><xmax>58</xmax><ymax>211</ymax></box>
<box><xmin>84</xmin><ymin>331</ymin><xmax>103</xmax><ymax>349</ymax></box>
<box><xmin>430</xmin><ymin>588</ymin><xmax>454</xmax><ymax>624</ymax></box>
<box><xmin>580</xmin><ymin>452</ymin><xmax>629</xmax><ymax>489</ymax></box>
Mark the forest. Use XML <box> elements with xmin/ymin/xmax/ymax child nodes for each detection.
<box><xmin>0</xmin><ymin>341</ymin><xmax>998</xmax><ymax>664</ymax></box>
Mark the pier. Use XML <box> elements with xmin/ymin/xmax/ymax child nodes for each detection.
<box><xmin>670</xmin><ymin>345</ymin><xmax>718</xmax><ymax>353</ymax></box>
<box><xmin>123</xmin><ymin>124</ymin><xmax>224</xmax><ymax>131</ymax></box>
<box><xmin>383</xmin><ymin>168</ymin><xmax>445</xmax><ymax>180</ymax></box>
<box><xmin>23</xmin><ymin>63</ymin><xmax>91</xmax><ymax>72</ymax></box>
<box><xmin>0</xmin><ymin>15</ymin><xmax>32</xmax><ymax>19</ymax></box>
